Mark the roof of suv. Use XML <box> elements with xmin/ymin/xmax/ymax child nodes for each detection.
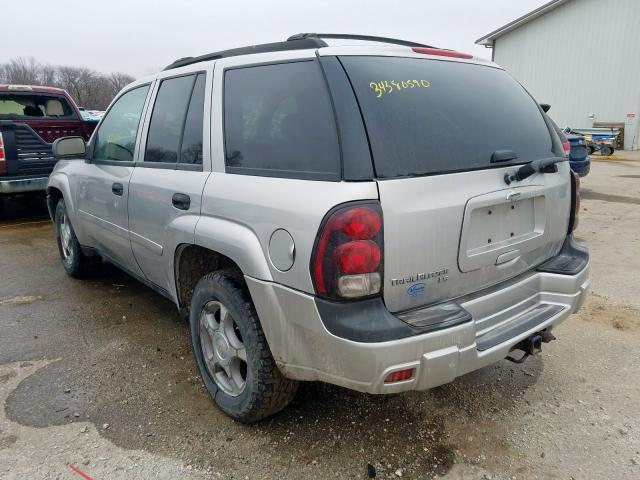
<box><xmin>163</xmin><ymin>33</ymin><xmax>490</xmax><ymax>71</ymax></box>
<box><xmin>0</xmin><ymin>84</ymin><xmax>70</xmax><ymax>95</ymax></box>
<box><xmin>163</xmin><ymin>33</ymin><xmax>438</xmax><ymax>70</ymax></box>
<box><xmin>124</xmin><ymin>34</ymin><xmax>494</xmax><ymax>94</ymax></box>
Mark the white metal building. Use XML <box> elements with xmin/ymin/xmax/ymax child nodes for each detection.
<box><xmin>476</xmin><ymin>0</ymin><xmax>640</xmax><ymax>150</ymax></box>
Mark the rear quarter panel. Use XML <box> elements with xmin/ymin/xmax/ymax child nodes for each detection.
<box><xmin>198</xmin><ymin>173</ymin><xmax>379</xmax><ymax>292</ymax></box>
<box><xmin>204</xmin><ymin>51</ymin><xmax>380</xmax><ymax>292</ymax></box>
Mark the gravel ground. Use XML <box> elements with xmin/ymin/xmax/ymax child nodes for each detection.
<box><xmin>1</xmin><ymin>152</ymin><xmax>639</xmax><ymax>479</ymax></box>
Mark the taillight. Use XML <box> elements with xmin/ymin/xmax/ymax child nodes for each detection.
<box><xmin>0</xmin><ymin>132</ymin><xmax>6</xmax><ymax>175</ymax></box>
<box><xmin>412</xmin><ymin>47</ymin><xmax>473</xmax><ymax>59</ymax></box>
<box><xmin>311</xmin><ymin>202</ymin><xmax>383</xmax><ymax>299</ymax></box>
<box><xmin>568</xmin><ymin>171</ymin><xmax>580</xmax><ymax>233</ymax></box>
<box><xmin>335</xmin><ymin>241</ymin><xmax>381</xmax><ymax>274</ymax></box>
<box><xmin>562</xmin><ymin>140</ymin><xmax>571</xmax><ymax>157</ymax></box>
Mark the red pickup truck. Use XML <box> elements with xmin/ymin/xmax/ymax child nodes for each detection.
<box><xmin>0</xmin><ymin>84</ymin><xmax>96</xmax><ymax>202</ymax></box>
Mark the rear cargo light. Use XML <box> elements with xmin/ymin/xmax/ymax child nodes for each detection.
<box><xmin>385</xmin><ymin>368</ymin><xmax>414</xmax><ymax>383</ymax></box>
<box><xmin>311</xmin><ymin>202</ymin><xmax>383</xmax><ymax>299</ymax></box>
<box><xmin>412</xmin><ymin>47</ymin><xmax>473</xmax><ymax>59</ymax></box>
<box><xmin>0</xmin><ymin>132</ymin><xmax>6</xmax><ymax>175</ymax></box>
<box><xmin>562</xmin><ymin>140</ymin><xmax>571</xmax><ymax>156</ymax></box>
<box><xmin>568</xmin><ymin>171</ymin><xmax>580</xmax><ymax>232</ymax></box>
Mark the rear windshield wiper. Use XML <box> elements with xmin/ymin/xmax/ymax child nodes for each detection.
<box><xmin>491</xmin><ymin>149</ymin><xmax>518</xmax><ymax>163</ymax></box>
<box><xmin>504</xmin><ymin>157</ymin><xmax>566</xmax><ymax>185</ymax></box>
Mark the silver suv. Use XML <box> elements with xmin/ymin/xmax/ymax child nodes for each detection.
<box><xmin>46</xmin><ymin>34</ymin><xmax>590</xmax><ymax>422</ymax></box>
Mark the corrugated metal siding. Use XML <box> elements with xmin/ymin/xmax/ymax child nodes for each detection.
<box><xmin>493</xmin><ymin>0</ymin><xmax>640</xmax><ymax>149</ymax></box>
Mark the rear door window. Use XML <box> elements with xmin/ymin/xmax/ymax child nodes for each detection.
<box><xmin>145</xmin><ymin>75</ymin><xmax>196</xmax><ymax>164</ymax></box>
<box><xmin>223</xmin><ymin>61</ymin><xmax>340</xmax><ymax>181</ymax></box>
<box><xmin>144</xmin><ymin>73</ymin><xmax>206</xmax><ymax>166</ymax></box>
<box><xmin>179</xmin><ymin>73</ymin><xmax>205</xmax><ymax>165</ymax></box>
<box><xmin>339</xmin><ymin>56</ymin><xmax>553</xmax><ymax>178</ymax></box>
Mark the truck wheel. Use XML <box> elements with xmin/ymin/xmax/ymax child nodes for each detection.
<box><xmin>54</xmin><ymin>198</ymin><xmax>101</xmax><ymax>278</ymax></box>
<box><xmin>190</xmin><ymin>270</ymin><xmax>298</xmax><ymax>422</ymax></box>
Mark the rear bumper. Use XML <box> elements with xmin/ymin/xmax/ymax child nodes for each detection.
<box><xmin>0</xmin><ymin>176</ymin><xmax>49</xmax><ymax>194</ymax></box>
<box><xmin>247</xmin><ymin>255</ymin><xmax>590</xmax><ymax>395</ymax></box>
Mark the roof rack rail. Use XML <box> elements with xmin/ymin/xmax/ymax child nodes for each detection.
<box><xmin>164</xmin><ymin>37</ymin><xmax>328</xmax><ymax>70</ymax></box>
<box><xmin>164</xmin><ymin>33</ymin><xmax>434</xmax><ymax>71</ymax></box>
<box><xmin>287</xmin><ymin>33</ymin><xmax>435</xmax><ymax>49</ymax></box>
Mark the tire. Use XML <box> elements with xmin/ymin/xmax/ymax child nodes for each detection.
<box><xmin>54</xmin><ymin>198</ymin><xmax>101</xmax><ymax>278</ymax></box>
<box><xmin>189</xmin><ymin>270</ymin><xmax>298</xmax><ymax>422</ymax></box>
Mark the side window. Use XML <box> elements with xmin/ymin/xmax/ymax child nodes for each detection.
<box><xmin>179</xmin><ymin>73</ymin><xmax>205</xmax><ymax>165</ymax></box>
<box><xmin>93</xmin><ymin>85</ymin><xmax>150</xmax><ymax>162</ymax></box>
<box><xmin>145</xmin><ymin>75</ymin><xmax>195</xmax><ymax>164</ymax></box>
<box><xmin>223</xmin><ymin>61</ymin><xmax>340</xmax><ymax>180</ymax></box>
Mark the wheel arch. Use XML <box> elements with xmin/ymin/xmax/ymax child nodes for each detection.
<box><xmin>46</xmin><ymin>174</ymin><xmax>74</xmax><ymax>221</ymax></box>
<box><xmin>46</xmin><ymin>186</ymin><xmax>63</xmax><ymax>221</ymax></box>
<box><xmin>173</xmin><ymin>239</ymin><xmax>272</xmax><ymax>315</ymax></box>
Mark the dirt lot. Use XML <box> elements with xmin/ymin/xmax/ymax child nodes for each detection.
<box><xmin>1</xmin><ymin>153</ymin><xmax>639</xmax><ymax>480</ymax></box>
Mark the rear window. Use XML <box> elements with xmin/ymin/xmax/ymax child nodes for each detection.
<box><xmin>0</xmin><ymin>93</ymin><xmax>76</xmax><ymax>120</ymax></box>
<box><xmin>339</xmin><ymin>56</ymin><xmax>553</xmax><ymax>178</ymax></box>
<box><xmin>223</xmin><ymin>61</ymin><xmax>340</xmax><ymax>181</ymax></box>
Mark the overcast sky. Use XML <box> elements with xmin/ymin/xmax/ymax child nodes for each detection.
<box><xmin>1</xmin><ymin>0</ymin><xmax>548</xmax><ymax>78</ymax></box>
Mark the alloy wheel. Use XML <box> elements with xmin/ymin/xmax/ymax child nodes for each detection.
<box><xmin>59</xmin><ymin>212</ymin><xmax>73</xmax><ymax>263</ymax></box>
<box><xmin>199</xmin><ymin>300</ymin><xmax>248</xmax><ymax>397</ymax></box>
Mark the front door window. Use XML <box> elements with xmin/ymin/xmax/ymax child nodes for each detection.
<box><xmin>93</xmin><ymin>85</ymin><xmax>150</xmax><ymax>162</ymax></box>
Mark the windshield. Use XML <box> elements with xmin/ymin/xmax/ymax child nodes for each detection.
<box><xmin>0</xmin><ymin>93</ymin><xmax>77</xmax><ymax>120</ymax></box>
<box><xmin>339</xmin><ymin>56</ymin><xmax>554</xmax><ymax>178</ymax></box>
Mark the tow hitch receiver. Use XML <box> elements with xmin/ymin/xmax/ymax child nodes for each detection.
<box><xmin>506</xmin><ymin>334</ymin><xmax>544</xmax><ymax>364</ymax></box>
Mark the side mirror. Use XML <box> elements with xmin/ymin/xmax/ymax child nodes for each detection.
<box><xmin>540</xmin><ymin>103</ymin><xmax>551</xmax><ymax>113</ymax></box>
<box><xmin>52</xmin><ymin>136</ymin><xmax>86</xmax><ymax>158</ymax></box>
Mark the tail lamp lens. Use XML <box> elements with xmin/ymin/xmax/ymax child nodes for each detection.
<box><xmin>335</xmin><ymin>241</ymin><xmax>381</xmax><ymax>274</ymax></box>
<box><xmin>339</xmin><ymin>208</ymin><xmax>382</xmax><ymax>239</ymax></box>
<box><xmin>569</xmin><ymin>171</ymin><xmax>580</xmax><ymax>232</ymax></box>
<box><xmin>0</xmin><ymin>132</ymin><xmax>6</xmax><ymax>175</ymax></box>
<box><xmin>562</xmin><ymin>140</ymin><xmax>571</xmax><ymax>157</ymax></box>
<box><xmin>311</xmin><ymin>203</ymin><xmax>383</xmax><ymax>299</ymax></box>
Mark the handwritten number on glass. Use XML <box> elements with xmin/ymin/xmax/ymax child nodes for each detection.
<box><xmin>369</xmin><ymin>80</ymin><xmax>431</xmax><ymax>98</ymax></box>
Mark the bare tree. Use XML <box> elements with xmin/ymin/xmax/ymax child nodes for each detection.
<box><xmin>57</xmin><ymin>66</ymin><xmax>97</xmax><ymax>107</ymax></box>
<box><xmin>107</xmin><ymin>72</ymin><xmax>135</xmax><ymax>96</ymax></box>
<box><xmin>0</xmin><ymin>57</ymin><xmax>135</xmax><ymax>110</ymax></box>
<box><xmin>1</xmin><ymin>57</ymin><xmax>42</xmax><ymax>85</ymax></box>
<box><xmin>39</xmin><ymin>64</ymin><xmax>58</xmax><ymax>86</ymax></box>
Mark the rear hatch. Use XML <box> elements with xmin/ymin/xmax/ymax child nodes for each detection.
<box><xmin>0</xmin><ymin>91</ymin><xmax>84</xmax><ymax>176</ymax></box>
<box><xmin>338</xmin><ymin>55</ymin><xmax>570</xmax><ymax>313</ymax></box>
